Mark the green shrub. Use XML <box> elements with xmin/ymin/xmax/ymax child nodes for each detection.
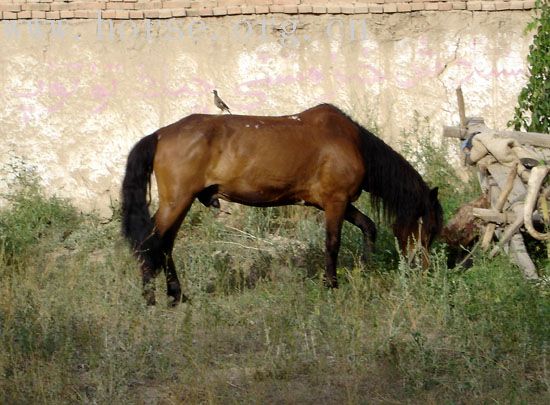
<box><xmin>0</xmin><ymin>169</ymin><xmax>79</xmax><ymax>265</ymax></box>
<box><xmin>509</xmin><ymin>0</ymin><xmax>550</xmax><ymax>133</ymax></box>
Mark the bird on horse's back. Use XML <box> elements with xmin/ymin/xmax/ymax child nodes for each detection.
<box><xmin>121</xmin><ymin>103</ymin><xmax>443</xmax><ymax>306</ymax></box>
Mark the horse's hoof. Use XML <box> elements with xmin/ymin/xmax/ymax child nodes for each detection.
<box><xmin>167</xmin><ymin>292</ymin><xmax>189</xmax><ymax>307</ymax></box>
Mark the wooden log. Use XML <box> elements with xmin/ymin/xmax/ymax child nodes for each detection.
<box><xmin>481</xmin><ymin>163</ymin><xmax>518</xmax><ymax>250</ymax></box>
<box><xmin>443</xmin><ymin>125</ymin><xmax>466</xmax><ymax>139</ymax></box>
<box><xmin>473</xmin><ymin>208</ymin><xmax>542</xmax><ymax>224</ymax></box>
<box><xmin>443</xmin><ymin>117</ymin><xmax>486</xmax><ymax>140</ymax></box>
<box><xmin>473</xmin><ymin>208</ymin><xmax>516</xmax><ymax>224</ymax></box>
<box><xmin>509</xmin><ymin>233</ymin><xmax>539</xmax><ymax>280</ymax></box>
<box><xmin>443</xmin><ymin>125</ymin><xmax>550</xmax><ymax>148</ymax></box>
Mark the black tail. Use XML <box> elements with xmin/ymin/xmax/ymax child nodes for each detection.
<box><xmin>121</xmin><ymin>134</ymin><xmax>162</xmax><ymax>265</ymax></box>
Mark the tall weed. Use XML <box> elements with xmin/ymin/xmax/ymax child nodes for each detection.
<box><xmin>0</xmin><ymin>169</ymin><xmax>79</xmax><ymax>265</ymax></box>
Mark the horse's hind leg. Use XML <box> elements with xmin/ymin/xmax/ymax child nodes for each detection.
<box><xmin>138</xmin><ymin>228</ymin><xmax>164</xmax><ymax>306</ymax></box>
<box><xmin>160</xmin><ymin>225</ymin><xmax>187</xmax><ymax>306</ymax></box>
<box><xmin>345</xmin><ymin>204</ymin><xmax>377</xmax><ymax>263</ymax></box>
<box><xmin>154</xmin><ymin>196</ymin><xmax>194</xmax><ymax>306</ymax></box>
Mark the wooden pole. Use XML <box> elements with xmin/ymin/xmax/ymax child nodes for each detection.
<box><xmin>456</xmin><ymin>86</ymin><xmax>467</xmax><ymax>129</ymax></box>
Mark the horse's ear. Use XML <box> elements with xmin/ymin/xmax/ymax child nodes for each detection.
<box><xmin>430</xmin><ymin>187</ymin><xmax>439</xmax><ymax>200</ymax></box>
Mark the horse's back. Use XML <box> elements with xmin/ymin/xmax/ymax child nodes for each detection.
<box><xmin>156</xmin><ymin>106</ymin><xmax>360</xmax><ymax>160</ymax></box>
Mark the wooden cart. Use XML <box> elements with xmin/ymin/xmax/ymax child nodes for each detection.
<box><xmin>442</xmin><ymin>88</ymin><xmax>550</xmax><ymax>279</ymax></box>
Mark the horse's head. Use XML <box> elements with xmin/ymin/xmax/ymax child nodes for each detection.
<box><xmin>393</xmin><ymin>187</ymin><xmax>443</xmax><ymax>267</ymax></box>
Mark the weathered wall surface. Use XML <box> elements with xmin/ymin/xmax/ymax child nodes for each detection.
<box><xmin>0</xmin><ymin>0</ymin><xmax>538</xmax><ymax>19</ymax></box>
<box><xmin>0</xmin><ymin>9</ymin><xmax>534</xmax><ymax>214</ymax></box>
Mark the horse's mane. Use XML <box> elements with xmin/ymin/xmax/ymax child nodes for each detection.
<box><xmin>321</xmin><ymin>104</ymin><xmax>433</xmax><ymax>227</ymax></box>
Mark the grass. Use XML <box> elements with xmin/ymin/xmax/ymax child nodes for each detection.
<box><xmin>0</xmin><ymin>136</ymin><xmax>549</xmax><ymax>404</ymax></box>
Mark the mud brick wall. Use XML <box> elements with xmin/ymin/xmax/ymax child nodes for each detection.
<box><xmin>0</xmin><ymin>0</ymin><xmax>537</xmax><ymax>20</ymax></box>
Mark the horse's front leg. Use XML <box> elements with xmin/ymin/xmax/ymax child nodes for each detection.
<box><xmin>323</xmin><ymin>200</ymin><xmax>347</xmax><ymax>288</ymax></box>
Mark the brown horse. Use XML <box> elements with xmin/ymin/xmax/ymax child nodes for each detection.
<box><xmin>121</xmin><ymin>104</ymin><xmax>443</xmax><ymax>305</ymax></box>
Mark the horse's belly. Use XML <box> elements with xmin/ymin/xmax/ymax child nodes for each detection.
<box><xmin>216</xmin><ymin>182</ymin><xmax>309</xmax><ymax>207</ymax></box>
